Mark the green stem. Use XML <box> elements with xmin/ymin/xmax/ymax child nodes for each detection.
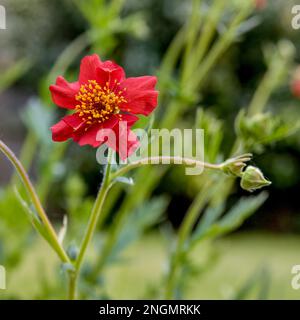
<box><xmin>88</xmin><ymin>156</ymin><xmax>233</xmax><ymax>282</ymax></box>
<box><xmin>89</xmin><ymin>166</ymin><xmax>163</xmax><ymax>282</ymax></box>
<box><xmin>111</xmin><ymin>156</ymin><xmax>222</xmax><ymax>180</ymax></box>
<box><xmin>0</xmin><ymin>140</ymin><xmax>70</xmax><ymax>264</ymax></box>
<box><xmin>10</xmin><ymin>131</ymin><xmax>38</xmax><ymax>185</ymax></box>
<box><xmin>189</xmin><ymin>2</ymin><xmax>252</xmax><ymax>92</ymax></box>
<box><xmin>181</xmin><ymin>0</ymin><xmax>202</xmax><ymax>83</ymax></box>
<box><xmin>81</xmin><ymin>4</ymin><xmax>254</xmax><ymax>299</ymax></box>
<box><xmin>69</xmin><ymin>153</ymin><xmax>113</xmax><ymax>300</ymax></box>
<box><xmin>161</xmin><ymin>3</ymin><xmax>252</xmax><ymax>132</ymax></box>
<box><xmin>247</xmin><ymin>47</ymin><xmax>291</xmax><ymax>116</ymax></box>
<box><xmin>158</xmin><ymin>26</ymin><xmax>186</xmax><ymax>105</ymax></box>
<box><xmin>182</xmin><ymin>0</ymin><xmax>225</xmax><ymax>84</ymax></box>
<box><xmin>193</xmin><ymin>0</ymin><xmax>226</xmax><ymax>65</ymax></box>
<box><xmin>165</xmin><ymin>184</ymin><xmax>211</xmax><ymax>299</ymax></box>
<box><xmin>68</xmin><ymin>273</ymin><xmax>76</xmax><ymax>300</ymax></box>
<box><xmin>76</xmin><ymin>165</ymin><xmax>112</xmax><ymax>270</ymax></box>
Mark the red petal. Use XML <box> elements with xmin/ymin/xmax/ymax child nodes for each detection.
<box><xmin>117</xmin><ymin>113</ymin><xmax>139</xmax><ymax>126</ymax></box>
<box><xmin>119</xmin><ymin>76</ymin><xmax>158</xmax><ymax>116</ymax></box>
<box><xmin>51</xmin><ymin>113</ymin><xmax>85</xmax><ymax>142</ymax></box>
<box><xmin>74</xmin><ymin>115</ymin><xmax>119</xmax><ymax>147</ymax></box>
<box><xmin>106</xmin><ymin>114</ymin><xmax>139</xmax><ymax>159</ymax></box>
<box><xmin>50</xmin><ymin>76</ymin><xmax>79</xmax><ymax>109</ymax></box>
<box><xmin>79</xmin><ymin>54</ymin><xmax>103</xmax><ymax>84</ymax></box>
<box><xmin>96</xmin><ymin>60</ymin><xmax>125</xmax><ymax>89</ymax></box>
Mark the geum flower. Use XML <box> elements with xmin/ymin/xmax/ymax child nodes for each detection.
<box><xmin>50</xmin><ymin>54</ymin><xmax>158</xmax><ymax>159</ymax></box>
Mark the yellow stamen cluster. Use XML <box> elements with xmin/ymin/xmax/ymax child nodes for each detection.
<box><xmin>75</xmin><ymin>80</ymin><xmax>127</xmax><ymax>125</ymax></box>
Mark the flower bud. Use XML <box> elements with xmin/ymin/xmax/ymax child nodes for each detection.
<box><xmin>222</xmin><ymin>153</ymin><xmax>252</xmax><ymax>177</ymax></box>
<box><xmin>240</xmin><ymin>165</ymin><xmax>271</xmax><ymax>192</ymax></box>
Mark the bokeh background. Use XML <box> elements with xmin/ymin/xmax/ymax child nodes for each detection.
<box><xmin>1</xmin><ymin>0</ymin><xmax>300</xmax><ymax>299</ymax></box>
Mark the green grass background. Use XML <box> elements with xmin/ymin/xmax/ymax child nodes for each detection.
<box><xmin>1</xmin><ymin>231</ymin><xmax>300</xmax><ymax>299</ymax></box>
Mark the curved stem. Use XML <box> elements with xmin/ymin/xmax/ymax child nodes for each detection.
<box><xmin>0</xmin><ymin>140</ymin><xmax>70</xmax><ymax>264</ymax></box>
<box><xmin>10</xmin><ymin>131</ymin><xmax>38</xmax><ymax>186</ymax></box>
<box><xmin>87</xmin><ymin>156</ymin><xmax>230</xmax><ymax>283</ymax></box>
<box><xmin>111</xmin><ymin>156</ymin><xmax>223</xmax><ymax>180</ymax></box>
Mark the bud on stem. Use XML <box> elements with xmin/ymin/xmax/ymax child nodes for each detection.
<box><xmin>240</xmin><ymin>165</ymin><xmax>271</xmax><ymax>192</ymax></box>
<box><xmin>221</xmin><ymin>153</ymin><xmax>252</xmax><ymax>177</ymax></box>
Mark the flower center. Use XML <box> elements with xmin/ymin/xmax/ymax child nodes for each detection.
<box><xmin>75</xmin><ymin>80</ymin><xmax>126</xmax><ymax>124</ymax></box>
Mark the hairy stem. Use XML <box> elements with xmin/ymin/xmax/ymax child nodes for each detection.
<box><xmin>111</xmin><ymin>156</ymin><xmax>223</xmax><ymax>180</ymax></box>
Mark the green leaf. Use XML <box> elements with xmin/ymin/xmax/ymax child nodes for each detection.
<box><xmin>194</xmin><ymin>202</ymin><xmax>225</xmax><ymax>238</ymax></box>
<box><xmin>190</xmin><ymin>192</ymin><xmax>268</xmax><ymax>247</ymax></box>
<box><xmin>195</xmin><ymin>108</ymin><xmax>223</xmax><ymax>162</ymax></box>
<box><xmin>114</xmin><ymin>176</ymin><xmax>134</xmax><ymax>186</ymax></box>
<box><xmin>0</xmin><ymin>58</ymin><xmax>31</xmax><ymax>94</ymax></box>
<box><xmin>236</xmin><ymin>109</ymin><xmax>300</xmax><ymax>153</ymax></box>
<box><xmin>232</xmin><ymin>266</ymin><xmax>271</xmax><ymax>300</ymax></box>
<box><xmin>236</xmin><ymin>16</ymin><xmax>261</xmax><ymax>37</ymax></box>
<box><xmin>13</xmin><ymin>187</ymin><xmax>52</xmax><ymax>245</ymax></box>
<box><xmin>13</xmin><ymin>187</ymin><xmax>68</xmax><ymax>261</ymax></box>
<box><xmin>106</xmin><ymin>196</ymin><xmax>169</xmax><ymax>265</ymax></box>
<box><xmin>21</xmin><ymin>98</ymin><xmax>54</xmax><ymax>147</ymax></box>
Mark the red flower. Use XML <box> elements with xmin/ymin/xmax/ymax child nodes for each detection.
<box><xmin>50</xmin><ymin>54</ymin><xmax>158</xmax><ymax>159</ymax></box>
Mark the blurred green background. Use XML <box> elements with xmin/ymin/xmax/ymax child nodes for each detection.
<box><xmin>0</xmin><ymin>0</ymin><xmax>300</xmax><ymax>299</ymax></box>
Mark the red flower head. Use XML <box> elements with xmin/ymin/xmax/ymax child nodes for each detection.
<box><xmin>50</xmin><ymin>54</ymin><xmax>158</xmax><ymax>159</ymax></box>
